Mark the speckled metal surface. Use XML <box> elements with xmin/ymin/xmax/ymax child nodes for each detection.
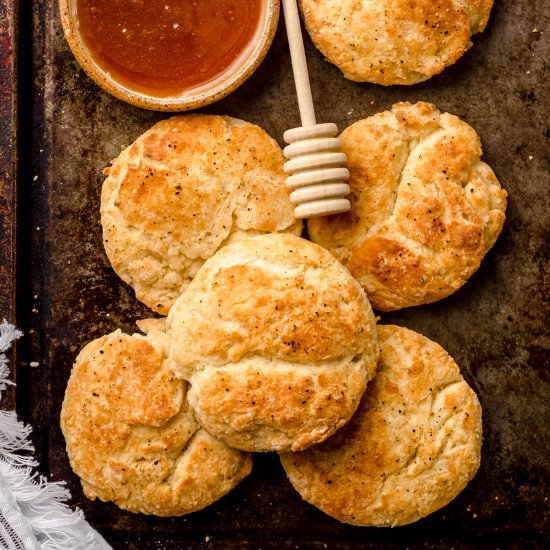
<box><xmin>0</xmin><ymin>0</ymin><xmax>16</xmax><ymax>409</ymax></box>
<box><xmin>4</xmin><ymin>0</ymin><xmax>549</xmax><ymax>547</ymax></box>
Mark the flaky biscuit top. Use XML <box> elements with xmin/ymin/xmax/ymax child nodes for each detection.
<box><xmin>101</xmin><ymin>115</ymin><xmax>301</xmax><ymax>315</ymax></box>
<box><xmin>168</xmin><ymin>233</ymin><xmax>379</xmax><ymax>452</ymax></box>
<box><xmin>308</xmin><ymin>102</ymin><xmax>507</xmax><ymax>311</ymax></box>
<box><xmin>280</xmin><ymin>325</ymin><xmax>482</xmax><ymax>527</ymax></box>
<box><xmin>60</xmin><ymin>329</ymin><xmax>252</xmax><ymax>516</ymax></box>
<box><xmin>299</xmin><ymin>0</ymin><xmax>493</xmax><ymax>85</ymax></box>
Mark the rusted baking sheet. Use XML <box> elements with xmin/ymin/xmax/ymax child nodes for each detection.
<box><xmin>12</xmin><ymin>0</ymin><xmax>550</xmax><ymax>548</ymax></box>
<box><xmin>0</xmin><ymin>0</ymin><xmax>16</xmax><ymax>409</ymax></box>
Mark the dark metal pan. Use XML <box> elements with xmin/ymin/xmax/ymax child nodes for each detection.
<box><xmin>1</xmin><ymin>0</ymin><xmax>548</xmax><ymax>547</ymax></box>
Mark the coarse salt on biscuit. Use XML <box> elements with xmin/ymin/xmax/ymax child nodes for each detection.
<box><xmin>308</xmin><ymin>102</ymin><xmax>507</xmax><ymax>311</ymax></box>
<box><xmin>168</xmin><ymin>233</ymin><xmax>379</xmax><ymax>453</ymax></box>
<box><xmin>60</xmin><ymin>329</ymin><xmax>252</xmax><ymax>516</ymax></box>
<box><xmin>280</xmin><ymin>324</ymin><xmax>482</xmax><ymax>527</ymax></box>
<box><xmin>101</xmin><ymin>114</ymin><xmax>302</xmax><ymax>315</ymax></box>
<box><xmin>299</xmin><ymin>0</ymin><xmax>493</xmax><ymax>85</ymax></box>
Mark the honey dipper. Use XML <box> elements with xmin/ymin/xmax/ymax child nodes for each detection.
<box><xmin>281</xmin><ymin>0</ymin><xmax>351</xmax><ymax>219</ymax></box>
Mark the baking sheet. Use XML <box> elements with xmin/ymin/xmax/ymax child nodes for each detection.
<box><xmin>3</xmin><ymin>0</ymin><xmax>549</xmax><ymax>547</ymax></box>
<box><xmin>0</xmin><ymin>0</ymin><xmax>16</xmax><ymax>409</ymax></box>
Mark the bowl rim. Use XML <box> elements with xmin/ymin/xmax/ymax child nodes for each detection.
<box><xmin>59</xmin><ymin>0</ymin><xmax>280</xmax><ymax>112</ymax></box>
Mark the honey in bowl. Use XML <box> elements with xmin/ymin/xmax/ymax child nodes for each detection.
<box><xmin>60</xmin><ymin>0</ymin><xmax>278</xmax><ymax>110</ymax></box>
<box><xmin>73</xmin><ymin>0</ymin><xmax>267</xmax><ymax>100</ymax></box>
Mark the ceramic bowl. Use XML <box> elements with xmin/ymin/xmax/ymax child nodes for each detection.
<box><xmin>59</xmin><ymin>0</ymin><xmax>279</xmax><ymax>112</ymax></box>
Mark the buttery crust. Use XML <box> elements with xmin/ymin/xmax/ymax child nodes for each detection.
<box><xmin>299</xmin><ymin>0</ymin><xmax>494</xmax><ymax>85</ymax></box>
<box><xmin>308</xmin><ymin>102</ymin><xmax>507</xmax><ymax>311</ymax></box>
<box><xmin>135</xmin><ymin>317</ymin><xmax>167</xmax><ymax>334</ymax></box>
<box><xmin>280</xmin><ymin>325</ymin><xmax>483</xmax><ymax>527</ymax></box>
<box><xmin>101</xmin><ymin>114</ymin><xmax>302</xmax><ymax>315</ymax></box>
<box><xmin>60</xmin><ymin>329</ymin><xmax>252</xmax><ymax>516</ymax></box>
<box><xmin>168</xmin><ymin>233</ymin><xmax>379</xmax><ymax>452</ymax></box>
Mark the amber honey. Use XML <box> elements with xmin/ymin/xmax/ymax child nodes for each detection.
<box><xmin>75</xmin><ymin>0</ymin><xmax>264</xmax><ymax>98</ymax></box>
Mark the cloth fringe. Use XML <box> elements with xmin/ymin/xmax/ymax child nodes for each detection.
<box><xmin>0</xmin><ymin>320</ymin><xmax>111</xmax><ymax>549</ymax></box>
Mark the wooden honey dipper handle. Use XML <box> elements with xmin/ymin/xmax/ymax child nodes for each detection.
<box><xmin>281</xmin><ymin>0</ymin><xmax>351</xmax><ymax>219</ymax></box>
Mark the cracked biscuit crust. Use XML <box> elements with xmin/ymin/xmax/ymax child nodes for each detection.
<box><xmin>299</xmin><ymin>0</ymin><xmax>493</xmax><ymax>85</ymax></box>
<box><xmin>168</xmin><ymin>233</ymin><xmax>379</xmax><ymax>452</ymax></box>
<box><xmin>101</xmin><ymin>115</ymin><xmax>302</xmax><ymax>315</ymax></box>
<box><xmin>60</xmin><ymin>330</ymin><xmax>252</xmax><ymax>516</ymax></box>
<box><xmin>308</xmin><ymin>102</ymin><xmax>507</xmax><ymax>311</ymax></box>
<box><xmin>280</xmin><ymin>324</ymin><xmax>482</xmax><ymax>527</ymax></box>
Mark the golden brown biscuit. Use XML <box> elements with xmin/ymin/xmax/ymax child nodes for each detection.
<box><xmin>101</xmin><ymin>114</ymin><xmax>302</xmax><ymax>315</ymax></box>
<box><xmin>299</xmin><ymin>0</ymin><xmax>493</xmax><ymax>85</ymax></box>
<box><xmin>60</xmin><ymin>329</ymin><xmax>252</xmax><ymax>516</ymax></box>
<box><xmin>168</xmin><ymin>233</ymin><xmax>379</xmax><ymax>453</ymax></box>
<box><xmin>280</xmin><ymin>325</ymin><xmax>482</xmax><ymax>527</ymax></box>
<box><xmin>308</xmin><ymin>102</ymin><xmax>507</xmax><ymax>311</ymax></box>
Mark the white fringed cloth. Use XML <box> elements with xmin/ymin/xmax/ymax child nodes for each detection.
<box><xmin>0</xmin><ymin>321</ymin><xmax>111</xmax><ymax>549</ymax></box>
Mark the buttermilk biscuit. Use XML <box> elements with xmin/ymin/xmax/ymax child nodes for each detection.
<box><xmin>60</xmin><ymin>329</ymin><xmax>252</xmax><ymax>516</ymax></box>
<box><xmin>280</xmin><ymin>325</ymin><xmax>482</xmax><ymax>527</ymax></box>
<box><xmin>101</xmin><ymin>114</ymin><xmax>302</xmax><ymax>315</ymax></box>
<box><xmin>168</xmin><ymin>233</ymin><xmax>379</xmax><ymax>453</ymax></box>
<box><xmin>299</xmin><ymin>0</ymin><xmax>493</xmax><ymax>85</ymax></box>
<box><xmin>308</xmin><ymin>102</ymin><xmax>507</xmax><ymax>311</ymax></box>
